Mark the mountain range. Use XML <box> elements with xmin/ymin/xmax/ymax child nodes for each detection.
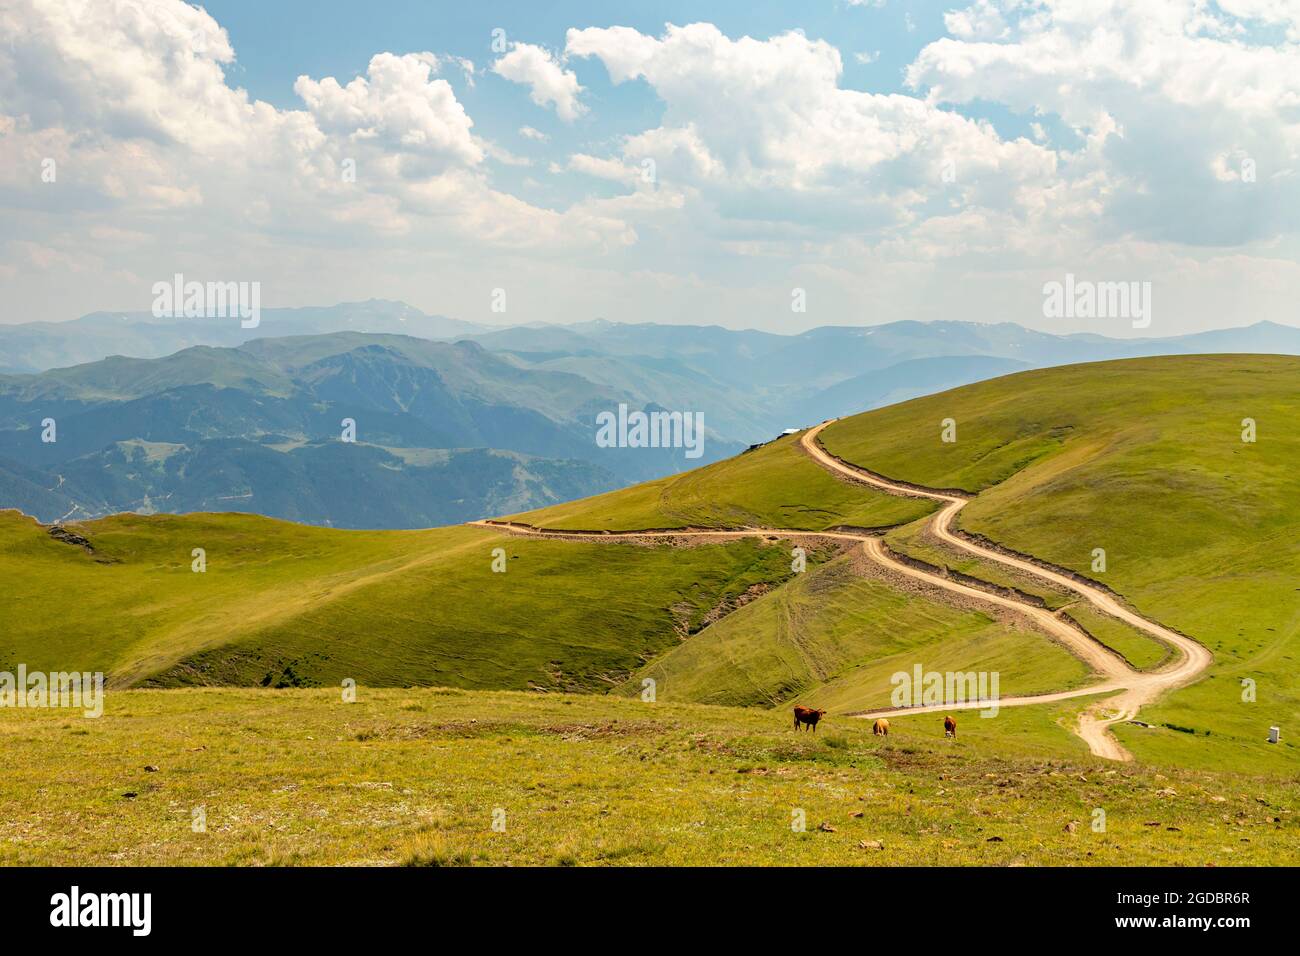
<box><xmin>0</xmin><ymin>300</ymin><xmax>486</xmax><ymax>375</ymax></box>
<box><xmin>0</xmin><ymin>332</ymin><xmax>730</xmax><ymax>527</ymax></box>
<box><xmin>2</xmin><ymin>300</ymin><xmax>1298</xmax><ymax>528</ymax></box>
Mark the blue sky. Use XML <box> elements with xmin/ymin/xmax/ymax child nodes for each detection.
<box><xmin>205</xmin><ymin>1</ymin><xmax>939</xmax><ymax>106</ymax></box>
<box><xmin>2</xmin><ymin>0</ymin><xmax>1298</xmax><ymax>336</ymax></box>
<box><xmin>204</xmin><ymin>0</ymin><xmax>996</xmax><ymax>210</ymax></box>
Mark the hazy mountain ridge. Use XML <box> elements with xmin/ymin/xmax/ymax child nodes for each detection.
<box><xmin>3</xmin><ymin>302</ymin><xmax>1298</xmax><ymax>529</ymax></box>
<box><xmin>0</xmin><ymin>332</ymin><xmax>731</xmax><ymax>528</ymax></box>
<box><xmin>0</xmin><ymin>300</ymin><xmax>489</xmax><ymax>374</ymax></box>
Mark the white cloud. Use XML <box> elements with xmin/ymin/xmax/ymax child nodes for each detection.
<box><xmin>295</xmin><ymin>53</ymin><xmax>483</xmax><ymax>167</ymax></box>
<box><xmin>567</xmin><ymin>153</ymin><xmax>640</xmax><ymax>185</ymax></box>
<box><xmin>907</xmin><ymin>0</ymin><xmax>1300</xmax><ymax>245</ymax></box>
<box><xmin>943</xmin><ymin>0</ymin><xmax>1012</xmax><ymax>40</ymax></box>
<box><xmin>1217</xmin><ymin>0</ymin><xmax>1300</xmax><ymax>40</ymax></box>
<box><xmin>483</xmin><ymin>141</ymin><xmax>532</xmax><ymax>167</ymax></box>
<box><xmin>0</xmin><ymin>0</ymin><xmax>631</xmax><ymax>326</ymax></box>
<box><xmin>443</xmin><ymin>55</ymin><xmax>477</xmax><ymax>87</ymax></box>
<box><xmin>0</xmin><ymin>0</ymin><xmax>241</xmax><ymax>145</ymax></box>
<box><xmin>1</xmin><ymin>1</ymin><xmax>1297</xmax><ymax>336</ymax></box>
<box><xmin>567</xmin><ymin>23</ymin><xmax>1053</xmax><ymax>210</ymax></box>
<box><xmin>491</xmin><ymin>42</ymin><xmax>586</xmax><ymax>122</ymax></box>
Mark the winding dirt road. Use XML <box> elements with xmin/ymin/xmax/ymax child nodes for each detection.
<box><xmin>474</xmin><ymin>420</ymin><xmax>1211</xmax><ymax>761</ymax></box>
<box><xmin>800</xmin><ymin>422</ymin><xmax>1211</xmax><ymax>760</ymax></box>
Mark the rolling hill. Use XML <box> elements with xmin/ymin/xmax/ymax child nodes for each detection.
<box><xmin>508</xmin><ymin>431</ymin><xmax>935</xmax><ymax>532</ymax></box>
<box><xmin>2</xmin><ymin>354</ymin><xmax>1296</xmax><ymax>776</ymax></box>
<box><xmin>512</xmin><ymin>353</ymin><xmax>1300</xmax><ymax>772</ymax></box>
<box><xmin>3</xmin><ymin>353</ymin><xmax>1298</xmax><ymax>867</ymax></box>
<box><xmin>10</xmin><ymin>301</ymin><xmax>1299</xmax><ymax>462</ymax></box>
<box><xmin>0</xmin><ymin>509</ymin><xmax>811</xmax><ymax>692</ymax></box>
<box><xmin>818</xmin><ymin>354</ymin><xmax>1300</xmax><ymax>771</ymax></box>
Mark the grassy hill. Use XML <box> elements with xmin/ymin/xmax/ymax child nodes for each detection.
<box><xmin>0</xmin><ymin>509</ymin><xmax>808</xmax><ymax>692</ymax></box>
<box><xmin>7</xmin><ymin>353</ymin><xmax>1289</xmax><ymax>780</ymax></box>
<box><xmin>4</xmin><ymin>353</ymin><xmax>1297</xmax><ymax>780</ymax></box>
<box><xmin>819</xmin><ymin>354</ymin><xmax>1300</xmax><ymax>771</ymax></box>
<box><xmin>3</xmin><ymin>354</ymin><xmax>1299</xmax><ymax>865</ymax></box>
<box><xmin>511</xmin><ymin>432</ymin><xmax>934</xmax><ymax>531</ymax></box>
<box><xmin>505</xmin><ymin>354</ymin><xmax>1300</xmax><ymax>774</ymax></box>
<box><xmin>619</xmin><ymin>549</ymin><xmax>1094</xmax><ymax>710</ymax></box>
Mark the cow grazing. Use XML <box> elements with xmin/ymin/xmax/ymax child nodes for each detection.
<box><xmin>872</xmin><ymin>718</ymin><xmax>890</xmax><ymax>737</ymax></box>
<box><xmin>793</xmin><ymin>705</ymin><xmax>826</xmax><ymax>732</ymax></box>
<box><xmin>944</xmin><ymin>715</ymin><xmax>957</xmax><ymax>738</ymax></box>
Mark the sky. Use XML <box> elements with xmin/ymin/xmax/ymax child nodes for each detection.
<box><xmin>1</xmin><ymin>0</ymin><xmax>1298</xmax><ymax>337</ymax></box>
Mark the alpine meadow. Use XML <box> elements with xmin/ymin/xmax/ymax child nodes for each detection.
<box><xmin>1</xmin><ymin>0</ymin><xmax>1298</xmax><ymax>935</ymax></box>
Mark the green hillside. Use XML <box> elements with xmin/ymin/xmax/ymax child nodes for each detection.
<box><xmin>4</xmin><ymin>353</ymin><xmax>1300</xmax><ymax>869</ymax></box>
<box><xmin>620</xmin><ymin>550</ymin><xmax>1094</xmax><ymax>710</ymax></box>
<box><xmin>881</xmin><ymin>515</ymin><xmax>1172</xmax><ymax>671</ymax></box>
<box><xmin>0</xmin><ymin>509</ymin><xmax>808</xmax><ymax>692</ymax></box>
<box><xmin>820</xmin><ymin>354</ymin><xmax>1300</xmax><ymax>770</ymax></box>
<box><xmin>511</xmin><ymin>432</ymin><xmax>934</xmax><ymax>531</ymax></box>
<box><xmin>4</xmin><ymin>353</ymin><xmax>1297</xmax><ymax>782</ymax></box>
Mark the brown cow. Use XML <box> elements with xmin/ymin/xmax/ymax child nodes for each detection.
<box><xmin>793</xmin><ymin>705</ymin><xmax>826</xmax><ymax>732</ymax></box>
<box><xmin>872</xmin><ymin>718</ymin><xmax>890</xmax><ymax>737</ymax></box>
<box><xmin>944</xmin><ymin>715</ymin><xmax>957</xmax><ymax>738</ymax></box>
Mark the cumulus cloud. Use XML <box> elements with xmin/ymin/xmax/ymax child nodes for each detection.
<box><xmin>295</xmin><ymin>53</ymin><xmax>483</xmax><ymax>167</ymax></box>
<box><xmin>943</xmin><ymin>0</ymin><xmax>1012</xmax><ymax>40</ymax></box>
<box><xmin>906</xmin><ymin>0</ymin><xmax>1300</xmax><ymax>245</ymax></box>
<box><xmin>491</xmin><ymin>43</ymin><xmax>586</xmax><ymax>121</ymax></box>
<box><xmin>1</xmin><ymin>0</ymin><xmax>1297</xmax><ymax>334</ymax></box>
<box><xmin>567</xmin><ymin>153</ymin><xmax>641</xmax><ymax>185</ymax></box>
<box><xmin>566</xmin><ymin>22</ymin><xmax>1054</xmax><ymax>217</ymax></box>
<box><xmin>0</xmin><ymin>0</ymin><xmax>241</xmax><ymax>145</ymax></box>
<box><xmin>0</xmin><ymin>0</ymin><xmax>630</xmax><ymax>325</ymax></box>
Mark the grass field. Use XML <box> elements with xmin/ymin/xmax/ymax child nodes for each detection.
<box><xmin>0</xmin><ymin>510</ymin><xmax>808</xmax><ymax>692</ymax></box>
<box><xmin>621</xmin><ymin>551</ymin><xmax>1094</xmax><ymax>711</ymax></box>
<box><xmin>1</xmin><ymin>687</ymin><xmax>1293</xmax><ymax>866</ymax></box>
<box><xmin>882</xmin><ymin>516</ymin><xmax>1172</xmax><ymax>670</ymax></box>
<box><xmin>820</xmin><ymin>355</ymin><xmax>1300</xmax><ymax>770</ymax></box>
<box><xmin>512</xmin><ymin>433</ymin><xmax>934</xmax><ymax>531</ymax></box>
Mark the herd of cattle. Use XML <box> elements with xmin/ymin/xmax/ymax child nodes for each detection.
<box><xmin>792</xmin><ymin>706</ymin><xmax>958</xmax><ymax>739</ymax></box>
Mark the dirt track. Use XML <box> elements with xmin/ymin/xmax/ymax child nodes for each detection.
<box><xmin>472</xmin><ymin>421</ymin><xmax>1211</xmax><ymax>761</ymax></box>
<box><xmin>799</xmin><ymin>422</ymin><xmax>1211</xmax><ymax>760</ymax></box>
